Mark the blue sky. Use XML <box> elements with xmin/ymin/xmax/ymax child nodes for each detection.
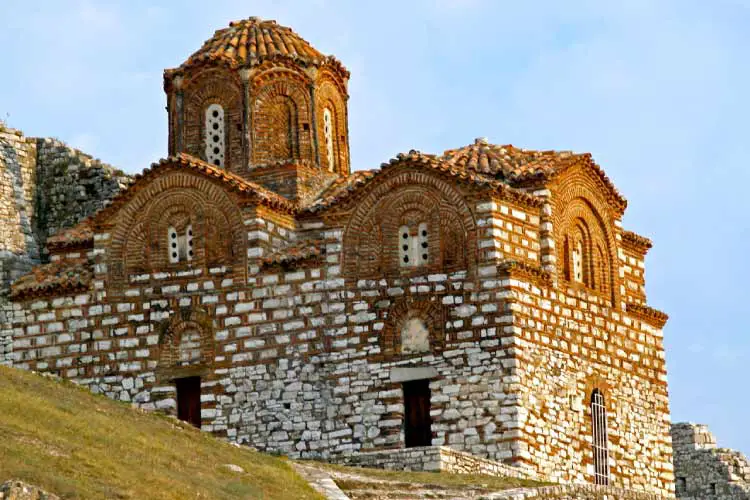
<box><xmin>2</xmin><ymin>0</ymin><xmax>749</xmax><ymax>455</ymax></box>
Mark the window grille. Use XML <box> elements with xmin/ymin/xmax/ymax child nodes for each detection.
<box><xmin>399</xmin><ymin>223</ymin><xmax>429</xmax><ymax>268</ymax></box>
<box><xmin>168</xmin><ymin>225</ymin><xmax>193</xmax><ymax>264</ymax></box>
<box><xmin>591</xmin><ymin>389</ymin><xmax>610</xmax><ymax>485</ymax></box>
<box><xmin>205</xmin><ymin>104</ymin><xmax>225</xmax><ymax>167</ymax></box>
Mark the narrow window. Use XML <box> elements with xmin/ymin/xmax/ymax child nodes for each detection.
<box><xmin>186</xmin><ymin>224</ymin><xmax>193</xmax><ymax>262</ymax></box>
<box><xmin>399</xmin><ymin>222</ymin><xmax>430</xmax><ymax>269</ymax></box>
<box><xmin>323</xmin><ymin>108</ymin><xmax>334</xmax><ymax>172</ymax></box>
<box><xmin>168</xmin><ymin>226</ymin><xmax>179</xmax><ymax>263</ymax></box>
<box><xmin>168</xmin><ymin>225</ymin><xmax>193</xmax><ymax>264</ymax></box>
<box><xmin>418</xmin><ymin>222</ymin><xmax>429</xmax><ymax>265</ymax></box>
<box><xmin>399</xmin><ymin>225</ymin><xmax>411</xmax><ymax>267</ymax></box>
<box><xmin>574</xmin><ymin>239</ymin><xmax>584</xmax><ymax>283</ymax></box>
<box><xmin>591</xmin><ymin>389</ymin><xmax>610</xmax><ymax>485</ymax></box>
<box><xmin>205</xmin><ymin>104</ymin><xmax>225</xmax><ymax>168</ymax></box>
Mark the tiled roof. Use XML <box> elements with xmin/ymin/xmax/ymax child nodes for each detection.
<box><xmin>168</xmin><ymin>17</ymin><xmax>348</xmax><ymax>77</ymax></box>
<box><xmin>442</xmin><ymin>138</ymin><xmax>627</xmax><ymax>212</ymax></box>
<box><xmin>46</xmin><ymin>218</ymin><xmax>94</xmax><ymax>252</ymax></box>
<box><xmin>306</xmin><ymin>149</ymin><xmax>543</xmax><ymax>213</ymax></box>
<box><xmin>442</xmin><ymin>138</ymin><xmax>582</xmax><ymax>182</ymax></box>
<box><xmin>10</xmin><ymin>259</ymin><xmax>92</xmax><ymax>300</ymax></box>
<box><xmin>626</xmin><ymin>303</ymin><xmax>669</xmax><ymax>328</ymax></box>
<box><xmin>621</xmin><ymin>230</ymin><xmax>653</xmax><ymax>252</ymax></box>
<box><xmin>307</xmin><ymin>169</ymin><xmax>381</xmax><ymax>212</ymax></box>
<box><xmin>261</xmin><ymin>240</ymin><xmax>324</xmax><ymax>268</ymax></box>
<box><xmin>94</xmin><ymin>154</ymin><xmax>298</xmax><ymax>224</ymax></box>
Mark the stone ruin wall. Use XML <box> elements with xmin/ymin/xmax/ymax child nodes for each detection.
<box><xmin>672</xmin><ymin>422</ymin><xmax>750</xmax><ymax>499</ymax></box>
<box><xmin>0</xmin><ymin>124</ymin><xmax>132</xmax><ymax>364</ymax></box>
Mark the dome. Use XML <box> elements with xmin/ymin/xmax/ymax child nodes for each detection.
<box><xmin>169</xmin><ymin>17</ymin><xmax>348</xmax><ymax>76</ymax></box>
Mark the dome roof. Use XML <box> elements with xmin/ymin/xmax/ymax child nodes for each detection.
<box><xmin>170</xmin><ymin>17</ymin><xmax>348</xmax><ymax>77</ymax></box>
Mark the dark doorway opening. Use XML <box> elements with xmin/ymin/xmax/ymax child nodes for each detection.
<box><xmin>176</xmin><ymin>376</ymin><xmax>202</xmax><ymax>429</ymax></box>
<box><xmin>403</xmin><ymin>379</ymin><xmax>432</xmax><ymax>447</ymax></box>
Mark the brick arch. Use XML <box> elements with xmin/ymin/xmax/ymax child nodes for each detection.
<box><xmin>557</xmin><ymin>198</ymin><xmax>615</xmax><ymax>302</ymax></box>
<box><xmin>551</xmin><ymin>168</ymin><xmax>620</xmax><ymax>304</ymax></box>
<box><xmin>251</xmin><ymin>76</ymin><xmax>312</xmax><ymax>165</ymax></box>
<box><xmin>343</xmin><ymin>168</ymin><xmax>477</xmax><ymax>279</ymax></box>
<box><xmin>157</xmin><ymin>308</ymin><xmax>216</xmax><ymax>374</ymax></box>
<box><xmin>108</xmin><ymin>171</ymin><xmax>246</xmax><ymax>289</ymax></box>
<box><xmin>381</xmin><ymin>297</ymin><xmax>446</xmax><ymax>358</ymax></box>
<box><xmin>315</xmin><ymin>78</ymin><xmax>348</xmax><ymax>174</ymax></box>
<box><xmin>182</xmin><ymin>68</ymin><xmax>243</xmax><ymax>171</ymax></box>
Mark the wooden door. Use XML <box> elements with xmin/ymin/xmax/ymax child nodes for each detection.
<box><xmin>403</xmin><ymin>379</ymin><xmax>432</xmax><ymax>447</ymax></box>
<box><xmin>176</xmin><ymin>376</ymin><xmax>201</xmax><ymax>429</ymax></box>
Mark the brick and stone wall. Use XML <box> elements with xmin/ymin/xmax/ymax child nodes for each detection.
<box><xmin>672</xmin><ymin>423</ymin><xmax>750</xmax><ymax>499</ymax></box>
<box><xmin>1</xmin><ymin>163</ymin><xmax>673</xmax><ymax>497</ymax></box>
<box><xmin>0</xmin><ymin>124</ymin><xmax>132</xmax><ymax>365</ymax></box>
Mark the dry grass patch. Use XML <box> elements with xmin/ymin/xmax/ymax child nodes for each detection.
<box><xmin>0</xmin><ymin>366</ymin><xmax>323</xmax><ymax>500</ymax></box>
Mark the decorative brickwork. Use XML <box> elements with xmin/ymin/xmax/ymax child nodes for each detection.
<box><xmin>164</xmin><ymin>18</ymin><xmax>351</xmax><ymax>202</ymax></box>
<box><xmin>106</xmin><ymin>167</ymin><xmax>247</xmax><ymax>291</ymax></box>
<box><xmin>182</xmin><ymin>68</ymin><xmax>243</xmax><ymax>172</ymax></box>
<box><xmin>380</xmin><ymin>297</ymin><xmax>446</xmax><ymax>357</ymax></box>
<box><xmin>341</xmin><ymin>167</ymin><xmax>478</xmax><ymax>279</ymax></box>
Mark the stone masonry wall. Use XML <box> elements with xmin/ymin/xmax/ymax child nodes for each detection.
<box><xmin>334</xmin><ymin>445</ymin><xmax>537</xmax><ymax>480</ymax></box>
<box><xmin>0</xmin><ymin>124</ymin><xmax>132</xmax><ymax>365</ymax></box>
<box><xmin>672</xmin><ymin>423</ymin><xmax>750</xmax><ymax>499</ymax></box>
<box><xmin>0</xmin><ymin>124</ymin><xmax>131</xmax><ymax>290</ymax></box>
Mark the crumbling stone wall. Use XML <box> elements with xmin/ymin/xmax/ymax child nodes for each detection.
<box><xmin>672</xmin><ymin>423</ymin><xmax>750</xmax><ymax>499</ymax></box>
<box><xmin>0</xmin><ymin>124</ymin><xmax>132</xmax><ymax>365</ymax></box>
<box><xmin>0</xmin><ymin>124</ymin><xmax>131</xmax><ymax>291</ymax></box>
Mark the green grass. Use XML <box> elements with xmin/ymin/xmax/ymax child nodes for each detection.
<box><xmin>0</xmin><ymin>366</ymin><xmax>323</xmax><ymax>500</ymax></box>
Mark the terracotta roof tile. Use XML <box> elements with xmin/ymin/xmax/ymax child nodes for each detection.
<box><xmin>10</xmin><ymin>259</ymin><xmax>92</xmax><ymax>300</ymax></box>
<box><xmin>626</xmin><ymin>303</ymin><xmax>669</xmax><ymax>328</ymax></box>
<box><xmin>168</xmin><ymin>17</ymin><xmax>348</xmax><ymax>77</ymax></box>
<box><xmin>94</xmin><ymin>154</ymin><xmax>298</xmax><ymax>224</ymax></box>
<box><xmin>442</xmin><ymin>138</ymin><xmax>627</xmax><ymax>212</ymax></box>
<box><xmin>261</xmin><ymin>240</ymin><xmax>324</xmax><ymax>268</ymax></box>
<box><xmin>46</xmin><ymin>218</ymin><xmax>94</xmax><ymax>252</ymax></box>
<box><xmin>306</xmin><ymin>149</ymin><xmax>543</xmax><ymax>213</ymax></box>
<box><xmin>621</xmin><ymin>230</ymin><xmax>653</xmax><ymax>252</ymax></box>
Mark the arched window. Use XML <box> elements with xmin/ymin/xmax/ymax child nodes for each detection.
<box><xmin>399</xmin><ymin>222</ymin><xmax>430</xmax><ymax>268</ymax></box>
<box><xmin>591</xmin><ymin>389</ymin><xmax>610</xmax><ymax>485</ymax></box>
<box><xmin>204</xmin><ymin>104</ymin><xmax>225</xmax><ymax>167</ymax></box>
<box><xmin>323</xmin><ymin>107</ymin><xmax>335</xmax><ymax>171</ymax></box>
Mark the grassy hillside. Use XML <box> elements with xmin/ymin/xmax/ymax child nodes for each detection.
<box><xmin>0</xmin><ymin>366</ymin><xmax>323</xmax><ymax>500</ymax></box>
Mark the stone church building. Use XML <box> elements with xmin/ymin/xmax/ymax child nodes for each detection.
<box><xmin>0</xmin><ymin>17</ymin><xmax>673</xmax><ymax>497</ymax></box>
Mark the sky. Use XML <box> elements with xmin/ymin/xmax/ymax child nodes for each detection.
<box><xmin>2</xmin><ymin>0</ymin><xmax>749</xmax><ymax>455</ymax></box>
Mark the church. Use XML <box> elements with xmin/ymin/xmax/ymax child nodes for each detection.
<box><xmin>1</xmin><ymin>17</ymin><xmax>673</xmax><ymax>497</ymax></box>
